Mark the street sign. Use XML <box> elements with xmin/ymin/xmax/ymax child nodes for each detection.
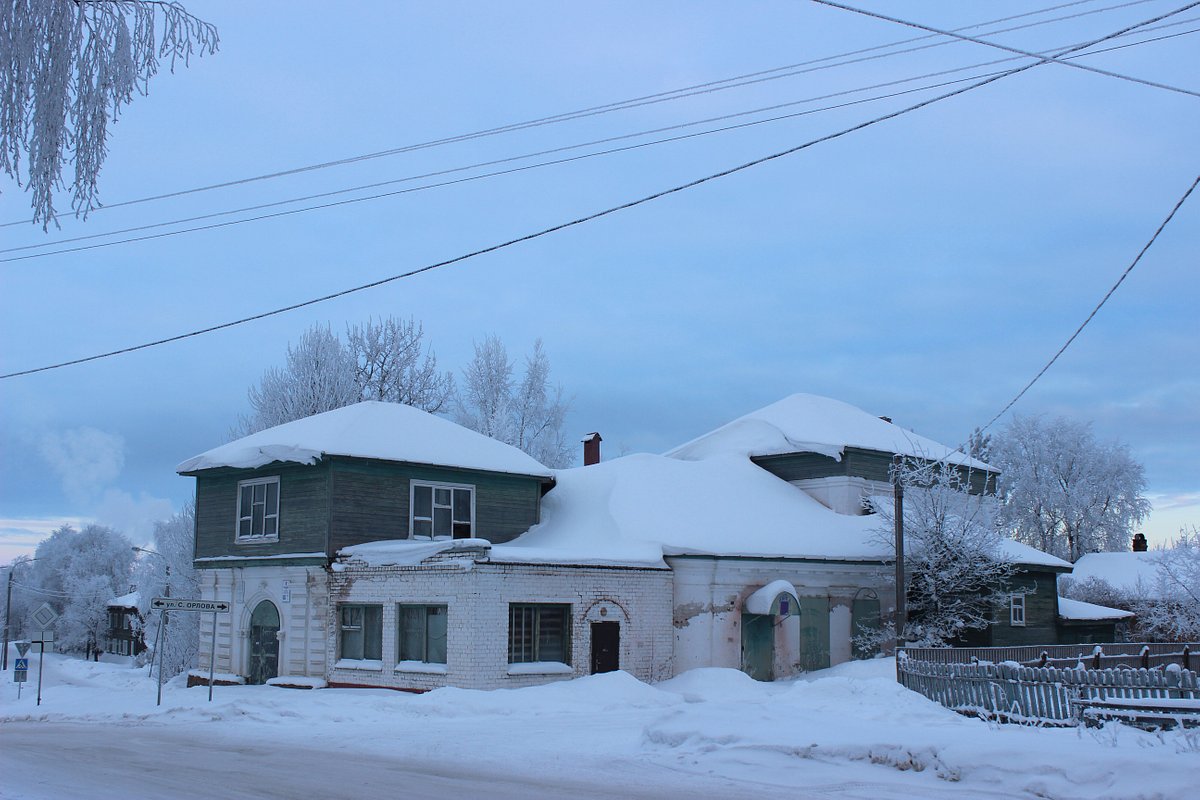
<box><xmin>15</xmin><ymin>641</ymin><xmax>31</xmax><ymax>657</ymax></box>
<box><xmin>31</xmin><ymin>603</ymin><xmax>58</xmax><ymax>628</ymax></box>
<box><xmin>150</xmin><ymin>598</ymin><xmax>230</xmax><ymax>613</ymax></box>
<box><xmin>14</xmin><ymin>657</ymin><xmax>28</xmax><ymax>683</ymax></box>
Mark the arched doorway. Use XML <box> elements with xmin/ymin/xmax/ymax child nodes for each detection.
<box><xmin>248</xmin><ymin>600</ymin><xmax>280</xmax><ymax>685</ymax></box>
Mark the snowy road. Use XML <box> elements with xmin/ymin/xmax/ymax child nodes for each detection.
<box><xmin>0</xmin><ymin>722</ymin><xmax>752</xmax><ymax>800</ymax></box>
<box><xmin>3</xmin><ymin>653</ymin><xmax>1195</xmax><ymax>799</ymax></box>
<box><xmin>0</xmin><ymin>722</ymin><xmax>975</xmax><ymax>800</ymax></box>
<box><xmin>0</xmin><ymin>722</ymin><xmax>1033</xmax><ymax>800</ymax></box>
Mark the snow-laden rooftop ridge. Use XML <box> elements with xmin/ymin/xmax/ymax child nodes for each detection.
<box><xmin>1057</xmin><ymin>596</ymin><xmax>1135</xmax><ymax>621</ymax></box>
<box><xmin>666</xmin><ymin>393</ymin><xmax>991</xmax><ymax>471</ymax></box>
<box><xmin>501</xmin><ymin>452</ymin><xmax>890</xmax><ymax>563</ymax></box>
<box><xmin>176</xmin><ymin>401</ymin><xmax>553</xmax><ymax>478</ymax></box>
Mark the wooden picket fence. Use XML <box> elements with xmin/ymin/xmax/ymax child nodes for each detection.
<box><xmin>897</xmin><ymin>647</ymin><xmax>1199</xmax><ymax>727</ymax></box>
<box><xmin>901</xmin><ymin>642</ymin><xmax>1194</xmax><ymax>671</ymax></box>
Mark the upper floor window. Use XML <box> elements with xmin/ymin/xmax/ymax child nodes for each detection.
<box><xmin>237</xmin><ymin>476</ymin><xmax>279</xmax><ymax>540</ymax></box>
<box><xmin>1009</xmin><ymin>594</ymin><xmax>1026</xmax><ymax>627</ymax></box>
<box><xmin>411</xmin><ymin>482</ymin><xmax>473</xmax><ymax>540</ymax></box>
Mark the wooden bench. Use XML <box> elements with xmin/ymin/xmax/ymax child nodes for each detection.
<box><xmin>1072</xmin><ymin>697</ymin><xmax>1200</xmax><ymax>730</ymax></box>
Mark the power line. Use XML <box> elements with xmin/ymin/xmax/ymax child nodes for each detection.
<box><xmin>976</xmin><ymin>173</ymin><xmax>1199</xmax><ymax>435</ymax></box>
<box><xmin>0</xmin><ymin>0</ymin><xmax>1156</xmax><ymax>229</ymax></box>
<box><xmin>0</xmin><ymin>5</ymin><xmax>1186</xmax><ymax>381</ymax></box>
<box><xmin>810</xmin><ymin>0</ymin><xmax>1200</xmax><ymax>98</ymax></box>
<box><xmin>5</xmin><ymin>22</ymin><xmax>1194</xmax><ymax>263</ymax></box>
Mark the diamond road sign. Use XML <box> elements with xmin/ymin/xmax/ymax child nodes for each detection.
<box><xmin>150</xmin><ymin>598</ymin><xmax>230</xmax><ymax>613</ymax></box>
<box><xmin>30</xmin><ymin>603</ymin><xmax>58</xmax><ymax>628</ymax></box>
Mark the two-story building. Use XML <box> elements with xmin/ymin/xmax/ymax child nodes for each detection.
<box><xmin>179</xmin><ymin>394</ymin><xmax>1074</xmax><ymax>690</ymax></box>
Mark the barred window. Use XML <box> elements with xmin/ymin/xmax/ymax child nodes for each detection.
<box><xmin>508</xmin><ymin>604</ymin><xmax>570</xmax><ymax>664</ymax></box>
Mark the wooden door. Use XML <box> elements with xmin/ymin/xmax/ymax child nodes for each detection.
<box><xmin>248</xmin><ymin>600</ymin><xmax>280</xmax><ymax>685</ymax></box>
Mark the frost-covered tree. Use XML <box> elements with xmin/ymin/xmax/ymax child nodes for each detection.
<box><xmin>30</xmin><ymin>524</ymin><xmax>134</xmax><ymax>654</ymax></box>
<box><xmin>456</xmin><ymin>336</ymin><xmax>573</xmax><ymax>468</ymax></box>
<box><xmin>1136</xmin><ymin>527</ymin><xmax>1200</xmax><ymax>642</ymax></box>
<box><xmin>346</xmin><ymin>317</ymin><xmax>454</xmax><ymax>413</ymax></box>
<box><xmin>237</xmin><ymin>324</ymin><xmax>358</xmax><ymax>435</ymax></box>
<box><xmin>2</xmin><ymin>0</ymin><xmax>219</xmax><ymax>227</ymax></box>
<box><xmin>456</xmin><ymin>335</ymin><xmax>513</xmax><ymax>440</ymax></box>
<box><xmin>866</xmin><ymin>458</ymin><xmax>1017</xmax><ymax>648</ymax></box>
<box><xmin>135</xmin><ymin>503</ymin><xmax>199</xmax><ymax>679</ymax></box>
<box><xmin>237</xmin><ymin>319</ymin><xmax>455</xmax><ymax>435</ymax></box>
<box><xmin>989</xmin><ymin>416</ymin><xmax>1150</xmax><ymax>562</ymax></box>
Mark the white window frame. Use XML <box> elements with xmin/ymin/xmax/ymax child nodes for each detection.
<box><xmin>235</xmin><ymin>476</ymin><xmax>280</xmax><ymax>542</ymax></box>
<box><xmin>409</xmin><ymin>480</ymin><xmax>475</xmax><ymax>540</ymax></box>
<box><xmin>397</xmin><ymin>603</ymin><xmax>448</xmax><ymax>665</ymax></box>
<box><xmin>1009</xmin><ymin>594</ymin><xmax>1026</xmax><ymax>627</ymax></box>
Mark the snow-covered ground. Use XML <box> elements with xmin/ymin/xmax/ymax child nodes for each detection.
<box><xmin>1</xmin><ymin>648</ymin><xmax>1195</xmax><ymax>799</ymax></box>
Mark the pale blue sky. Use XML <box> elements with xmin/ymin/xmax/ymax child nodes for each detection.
<box><xmin>2</xmin><ymin>1</ymin><xmax>1197</xmax><ymax>561</ymax></box>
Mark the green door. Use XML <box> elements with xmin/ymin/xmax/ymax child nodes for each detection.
<box><xmin>798</xmin><ymin>597</ymin><xmax>830</xmax><ymax>672</ymax></box>
<box><xmin>741</xmin><ymin>614</ymin><xmax>774</xmax><ymax>681</ymax></box>
<box><xmin>851</xmin><ymin>595</ymin><xmax>881</xmax><ymax>659</ymax></box>
<box><xmin>248</xmin><ymin>600</ymin><xmax>280</xmax><ymax>685</ymax></box>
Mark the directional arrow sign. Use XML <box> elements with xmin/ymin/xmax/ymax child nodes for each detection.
<box><xmin>151</xmin><ymin>598</ymin><xmax>231</xmax><ymax>613</ymax></box>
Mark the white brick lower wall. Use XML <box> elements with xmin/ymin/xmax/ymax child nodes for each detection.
<box><xmin>327</xmin><ymin>559</ymin><xmax>674</xmax><ymax>691</ymax></box>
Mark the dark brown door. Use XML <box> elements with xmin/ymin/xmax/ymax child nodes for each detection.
<box><xmin>590</xmin><ymin>622</ymin><xmax>620</xmax><ymax>674</ymax></box>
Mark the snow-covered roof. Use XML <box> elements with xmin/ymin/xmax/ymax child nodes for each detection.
<box><xmin>176</xmin><ymin>401</ymin><xmax>553</xmax><ymax>478</ymax></box>
<box><xmin>107</xmin><ymin>591</ymin><xmax>139</xmax><ymax>608</ymax></box>
<box><xmin>666</xmin><ymin>393</ymin><xmax>991</xmax><ymax>471</ymax></box>
<box><xmin>997</xmin><ymin>540</ymin><xmax>1072</xmax><ymax>571</ymax></box>
<box><xmin>497</xmin><ymin>452</ymin><xmax>890</xmax><ymax>565</ymax></box>
<box><xmin>1069</xmin><ymin>551</ymin><xmax>1161</xmax><ymax>595</ymax></box>
<box><xmin>1057</xmin><ymin>596</ymin><xmax>1135</xmax><ymax>621</ymax></box>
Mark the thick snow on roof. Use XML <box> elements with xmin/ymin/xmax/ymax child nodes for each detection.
<box><xmin>1069</xmin><ymin>551</ymin><xmax>1161</xmax><ymax>594</ymax></box>
<box><xmin>107</xmin><ymin>591</ymin><xmax>139</xmax><ymax>608</ymax></box>
<box><xmin>997</xmin><ymin>540</ymin><xmax>1072</xmax><ymax>570</ymax></box>
<box><xmin>177</xmin><ymin>401</ymin><xmax>552</xmax><ymax>478</ymax></box>
<box><xmin>502</xmin><ymin>453</ymin><xmax>890</xmax><ymax>564</ymax></box>
<box><xmin>1057</xmin><ymin>596</ymin><xmax>1134</xmax><ymax>621</ymax></box>
<box><xmin>667</xmin><ymin>393</ymin><xmax>991</xmax><ymax>470</ymax></box>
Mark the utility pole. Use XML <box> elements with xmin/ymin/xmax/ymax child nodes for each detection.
<box><xmin>893</xmin><ymin>455</ymin><xmax>906</xmax><ymax>654</ymax></box>
<box><xmin>3</xmin><ymin>558</ymin><xmax>38</xmax><ymax>672</ymax></box>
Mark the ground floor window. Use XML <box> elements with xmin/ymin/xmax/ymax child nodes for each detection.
<box><xmin>340</xmin><ymin>604</ymin><xmax>383</xmax><ymax>660</ymax></box>
<box><xmin>398</xmin><ymin>604</ymin><xmax>447</xmax><ymax>663</ymax></box>
<box><xmin>509</xmin><ymin>603</ymin><xmax>571</xmax><ymax>664</ymax></box>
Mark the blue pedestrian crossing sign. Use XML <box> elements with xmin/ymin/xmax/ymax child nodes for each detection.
<box><xmin>14</xmin><ymin>657</ymin><xmax>28</xmax><ymax>682</ymax></box>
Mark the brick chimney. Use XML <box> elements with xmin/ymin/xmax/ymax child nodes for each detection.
<box><xmin>1132</xmin><ymin>532</ymin><xmax>1148</xmax><ymax>552</ymax></box>
<box><xmin>582</xmin><ymin>432</ymin><xmax>602</xmax><ymax>466</ymax></box>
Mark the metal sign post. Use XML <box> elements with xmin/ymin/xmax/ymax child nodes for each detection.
<box><xmin>150</xmin><ymin>598</ymin><xmax>230</xmax><ymax>704</ymax></box>
<box><xmin>28</xmin><ymin>603</ymin><xmax>58</xmax><ymax>707</ymax></box>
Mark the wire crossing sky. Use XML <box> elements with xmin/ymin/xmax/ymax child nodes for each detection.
<box><xmin>2</xmin><ymin>3</ymin><xmax>1182</xmax><ymax>379</ymax></box>
<box><xmin>0</xmin><ymin>1</ymin><xmax>1195</xmax><ymax>560</ymax></box>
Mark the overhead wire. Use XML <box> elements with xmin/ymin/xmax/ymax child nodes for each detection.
<box><xmin>976</xmin><ymin>173</ymin><xmax>1199</xmax><ymax>435</ymax></box>
<box><xmin>0</xmin><ymin>0</ymin><xmax>1160</xmax><ymax>228</ymax></box>
<box><xmin>4</xmin><ymin>21</ymin><xmax>1196</xmax><ymax>263</ymax></box>
<box><xmin>810</xmin><ymin>0</ymin><xmax>1200</xmax><ymax>97</ymax></box>
<box><xmin>1</xmin><ymin>2</ymin><xmax>1188</xmax><ymax>380</ymax></box>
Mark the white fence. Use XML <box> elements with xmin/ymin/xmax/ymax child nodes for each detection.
<box><xmin>897</xmin><ymin>649</ymin><xmax>1199</xmax><ymax>726</ymax></box>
